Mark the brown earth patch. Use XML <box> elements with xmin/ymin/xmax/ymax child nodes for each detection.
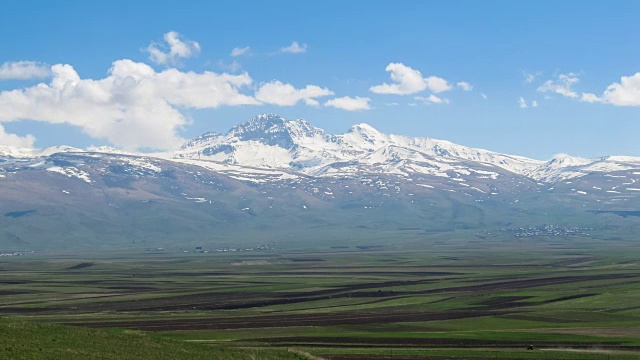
<box><xmin>69</xmin><ymin>309</ymin><xmax>501</xmax><ymax>331</ymax></box>
<box><xmin>65</xmin><ymin>262</ymin><xmax>95</xmax><ymax>270</ymax></box>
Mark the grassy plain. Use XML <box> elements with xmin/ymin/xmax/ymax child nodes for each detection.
<box><xmin>1</xmin><ymin>234</ymin><xmax>640</xmax><ymax>359</ymax></box>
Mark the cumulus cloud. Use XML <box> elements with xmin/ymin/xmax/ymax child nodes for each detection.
<box><xmin>255</xmin><ymin>80</ymin><xmax>333</xmax><ymax>106</ymax></box>
<box><xmin>536</xmin><ymin>71</ymin><xmax>640</xmax><ymax>106</ymax></box>
<box><xmin>457</xmin><ymin>81</ymin><xmax>473</xmax><ymax>91</ymax></box>
<box><xmin>231</xmin><ymin>46</ymin><xmax>251</xmax><ymax>57</ymax></box>
<box><xmin>280</xmin><ymin>41</ymin><xmax>307</xmax><ymax>54</ymax></box>
<box><xmin>537</xmin><ymin>73</ymin><xmax>580</xmax><ymax>98</ymax></box>
<box><xmin>0</xmin><ymin>124</ymin><xmax>35</xmax><ymax>147</ymax></box>
<box><xmin>584</xmin><ymin>72</ymin><xmax>640</xmax><ymax>106</ymax></box>
<box><xmin>0</xmin><ymin>61</ymin><xmax>51</xmax><ymax>80</ymax></box>
<box><xmin>415</xmin><ymin>94</ymin><xmax>449</xmax><ymax>104</ymax></box>
<box><xmin>370</xmin><ymin>63</ymin><xmax>452</xmax><ymax>95</ymax></box>
<box><xmin>0</xmin><ymin>60</ymin><xmax>258</xmax><ymax>151</ymax></box>
<box><xmin>324</xmin><ymin>96</ymin><xmax>371</xmax><ymax>111</ymax></box>
<box><xmin>146</xmin><ymin>31</ymin><xmax>201</xmax><ymax>66</ymax></box>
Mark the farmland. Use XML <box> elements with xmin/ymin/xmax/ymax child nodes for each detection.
<box><xmin>1</xmin><ymin>234</ymin><xmax>640</xmax><ymax>359</ymax></box>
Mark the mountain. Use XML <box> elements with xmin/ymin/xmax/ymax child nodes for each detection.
<box><xmin>174</xmin><ymin>114</ymin><xmax>543</xmax><ymax>176</ymax></box>
<box><xmin>1</xmin><ymin>114</ymin><xmax>639</xmax><ymax>251</ymax></box>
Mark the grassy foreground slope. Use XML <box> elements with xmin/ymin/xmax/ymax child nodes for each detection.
<box><xmin>0</xmin><ymin>318</ymin><xmax>306</xmax><ymax>360</ymax></box>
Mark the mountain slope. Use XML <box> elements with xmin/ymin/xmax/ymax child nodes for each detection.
<box><xmin>1</xmin><ymin>114</ymin><xmax>639</xmax><ymax>250</ymax></box>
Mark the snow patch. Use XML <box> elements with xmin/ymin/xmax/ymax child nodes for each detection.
<box><xmin>46</xmin><ymin>166</ymin><xmax>92</xmax><ymax>183</ymax></box>
<box><xmin>416</xmin><ymin>184</ymin><xmax>434</xmax><ymax>188</ymax></box>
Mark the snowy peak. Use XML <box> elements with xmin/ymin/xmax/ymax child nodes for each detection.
<box><xmin>175</xmin><ymin>114</ymin><xmax>547</xmax><ymax>176</ymax></box>
<box><xmin>546</xmin><ymin>154</ymin><xmax>592</xmax><ymax>168</ymax></box>
<box><xmin>141</xmin><ymin>114</ymin><xmax>640</xmax><ymax>184</ymax></box>
<box><xmin>342</xmin><ymin>123</ymin><xmax>388</xmax><ymax>150</ymax></box>
<box><xmin>225</xmin><ymin>114</ymin><xmax>329</xmax><ymax>149</ymax></box>
<box><xmin>347</xmin><ymin>123</ymin><xmax>383</xmax><ymax>138</ymax></box>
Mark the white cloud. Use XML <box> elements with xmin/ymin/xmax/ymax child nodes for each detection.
<box><xmin>217</xmin><ymin>60</ymin><xmax>242</xmax><ymax>73</ymax></box>
<box><xmin>591</xmin><ymin>72</ymin><xmax>640</xmax><ymax>106</ymax></box>
<box><xmin>324</xmin><ymin>96</ymin><xmax>371</xmax><ymax>111</ymax></box>
<box><xmin>457</xmin><ymin>81</ymin><xmax>473</xmax><ymax>91</ymax></box>
<box><xmin>0</xmin><ymin>60</ymin><xmax>258</xmax><ymax>151</ymax></box>
<box><xmin>518</xmin><ymin>97</ymin><xmax>538</xmax><ymax>108</ymax></box>
<box><xmin>0</xmin><ymin>61</ymin><xmax>51</xmax><ymax>80</ymax></box>
<box><xmin>146</xmin><ymin>31</ymin><xmax>201</xmax><ymax>66</ymax></box>
<box><xmin>370</xmin><ymin>63</ymin><xmax>452</xmax><ymax>95</ymax></box>
<box><xmin>415</xmin><ymin>94</ymin><xmax>449</xmax><ymax>104</ymax></box>
<box><xmin>231</xmin><ymin>46</ymin><xmax>251</xmax><ymax>57</ymax></box>
<box><xmin>255</xmin><ymin>80</ymin><xmax>333</xmax><ymax>106</ymax></box>
<box><xmin>518</xmin><ymin>97</ymin><xmax>528</xmax><ymax>108</ymax></box>
<box><xmin>523</xmin><ymin>71</ymin><xmax>541</xmax><ymax>84</ymax></box>
<box><xmin>537</xmin><ymin>73</ymin><xmax>580</xmax><ymax>98</ymax></box>
<box><xmin>0</xmin><ymin>124</ymin><xmax>35</xmax><ymax>147</ymax></box>
<box><xmin>580</xmin><ymin>92</ymin><xmax>601</xmax><ymax>103</ymax></box>
<box><xmin>536</xmin><ymin>71</ymin><xmax>640</xmax><ymax>106</ymax></box>
<box><xmin>480</xmin><ymin>93</ymin><xmax>488</xmax><ymax>100</ymax></box>
<box><xmin>280</xmin><ymin>41</ymin><xmax>307</xmax><ymax>54</ymax></box>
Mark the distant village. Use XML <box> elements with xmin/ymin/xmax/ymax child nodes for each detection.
<box><xmin>475</xmin><ymin>224</ymin><xmax>600</xmax><ymax>239</ymax></box>
<box><xmin>145</xmin><ymin>243</ymin><xmax>276</xmax><ymax>253</ymax></box>
<box><xmin>0</xmin><ymin>250</ymin><xmax>35</xmax><ymax>257</ymax></box>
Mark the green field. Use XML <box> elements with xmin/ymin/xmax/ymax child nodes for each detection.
<box><xmin>2</xmin><ymin>235</ymin><xmax>640</xmax><ymax>359</ymax></box>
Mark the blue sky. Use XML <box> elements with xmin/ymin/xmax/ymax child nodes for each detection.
<box><xmin>0</xmin><ymin>1</ymin><xmax>639</xmax><ymax>159</ymax></box>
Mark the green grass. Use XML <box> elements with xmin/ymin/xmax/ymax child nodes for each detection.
<box><xmin>0</xmin><ymin>319</ymin><xmax>306</xmax><ymax>360</ymax></box>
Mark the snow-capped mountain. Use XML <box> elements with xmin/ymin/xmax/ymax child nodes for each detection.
<box><xmin>2</xmin><ymin>114</ymin><xmax>639</xmax><ymax>185</ymax></box>
<box><xmin>174</xmin><ymin>114</ymin><xmax>544</xmax><ymax>177</ymax></box>
<box><xmin>1</xmin><ymin>114</ymin><xmax>639</xmax><ymax>250</ymax></box>
<box><xmin>174</xmin><ymin>114</ymin><xmax>640</xmax><ymax>183</ymax></box>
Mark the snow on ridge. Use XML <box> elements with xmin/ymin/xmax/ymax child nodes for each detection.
<box><xmin>86</xmin><ymin>146</ymin><xmax>137</xmax><ymax>156</ymax></box>
<box><xmin>3</xmin><ymin>114</ymin><xmax>639</xmax><ymax>186</ymax></box>
<box><xmin>46</xmin><ymin>166</ymin><xmax>92</xmax><ymax>183</ymax></box>
<box><xmin>527</xmin><ymin>154</ymin><xmax>640</xmax><ymax>182</ymax></box>
<box><xmin>176</xmin><ymin>114</ymin><xmax>547</xmax><ymax>178</ymax></box>
<box><xmin>172</xmin><ymin>158</ymin><xmax>299</xmax><ymax>183</ymax></box>
<box><xmin>0</xmin><ymin>145</ymin><xmax>83</xmax><ymax>158</ymax></box>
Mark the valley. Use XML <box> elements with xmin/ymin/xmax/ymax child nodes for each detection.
<box><xmin>2</xmin><ymin>238</ymin><xmax>640</xmax><ymax>359</ymax></box>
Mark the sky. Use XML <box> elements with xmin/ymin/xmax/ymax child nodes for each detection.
<box><xmin>0</xmin><ymin>0</ymin><xmax>639</xmax><ymax>159</ymax></box>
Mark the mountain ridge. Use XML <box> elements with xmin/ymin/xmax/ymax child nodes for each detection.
<box><xmin>1</xmin><ymin>114</ymin><xmax>639</xmax><ymax>250</ymax></box>
<box><xmin>3</xmin><ymin>114</ymin><xmax>640</xmax><ymax>184</ymax></box>
<box><xmin>3</xmin><ymin>114</ymin><xmax>640</xmax><ymax>183</ymax></box>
